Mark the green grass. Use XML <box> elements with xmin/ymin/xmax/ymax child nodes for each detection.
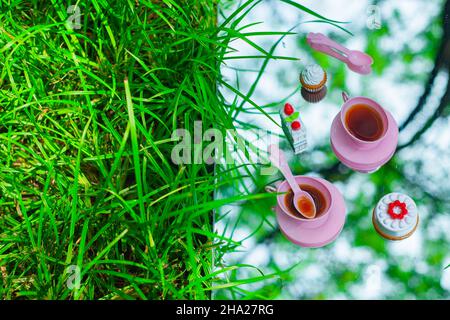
<box><xmin>0</xmin><ymin>0</ymin><xmax>348</xmax><ymax>299</ymax></box>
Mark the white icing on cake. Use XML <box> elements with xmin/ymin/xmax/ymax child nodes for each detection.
<box><xmin>301</xmin><ymin>64</ymin><xmax>325</xmax><ymax>86</ymax></box>
<box><xmin>280</xmin><ymin>105</ymin><xmax>307</xmax><ymax>155</ymax></box>
<box><xmin>374</xmin><ymin>193</ymin><xmax>418</xmax><ymax>239</ymax></box>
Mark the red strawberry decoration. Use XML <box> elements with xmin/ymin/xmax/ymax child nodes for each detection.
<box><xmin>284</xmin><ymin>103</ymin><xmax>294</xmax><ymax>116</ymax></box>
<box><xmin>291</xmin><ymin>120</ymin><xmax>301</xmax><ymax>130</ymax></box>
<box><xmin>388</xmin><ymin>200</ymin><xmax>408</xmax><ymax>220</ymax></box>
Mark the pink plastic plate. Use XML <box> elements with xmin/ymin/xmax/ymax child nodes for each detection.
<box><xmin>276</xmin><ymin>178</ymin><xmax>346</xmax><ymax>248</ymax></box>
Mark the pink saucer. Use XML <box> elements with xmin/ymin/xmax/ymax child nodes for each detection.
<box><xmin>330</xmin><ymin>110</ymin><xmax>398</xmax><ymax>173</ymax></box>
<box><xmin>276</xmin><ymin>178</ymin><xmax>346</xmax><ymax>248</ymax></box>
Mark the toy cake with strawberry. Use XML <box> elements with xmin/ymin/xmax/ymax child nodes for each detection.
<box><xmin>373</xmin><ymin>192</ymin><xmax>419</xmax><ymax>241</ymax></box>
<box><xmin>280</xmin><ymin>103</ymin><xmax>307</xmax><ymax>155</ymax></box>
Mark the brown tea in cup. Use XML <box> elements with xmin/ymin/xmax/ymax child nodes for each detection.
<box><xmin>345</xmin><ymin>104</ymin><xmax>384</xmax><ymax>142</ymax></box>
<box><xmin>285</xmin><ymin>184</ymin><xmax>327</xmax><ymax>219</ymax></box>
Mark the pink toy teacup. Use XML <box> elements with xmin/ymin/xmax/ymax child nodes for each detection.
<box><xmin>265</xmin><ymin>176</ymin><xmax>333</xmax><ymax>229</ymax></box>
<box><xmin>340</xmin><ymin>92</ymin><xmax>390</xmax><ymax>150</ymax></box>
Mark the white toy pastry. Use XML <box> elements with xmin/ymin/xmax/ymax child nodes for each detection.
<box><xmin>300</xmin><ymin>64</ymin><xmax>327</xmax><ymax>93</ymax></box>
<box><xmin>280</xmin><ymin>103</ymin><xmax>307</xmax><ymax>155</ymax></box>
<box><xmin>372</xmin><ymin>192</ymin><xmax>419</xmax><ymax>241</ymax></box>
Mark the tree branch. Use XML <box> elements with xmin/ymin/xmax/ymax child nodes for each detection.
<box><xmin>398</xmin><ymin>64</ymin><xmax>450</xmax><ymax>151</ymax></box>
<box><xmin>399</xmin><ymin>0</ymin><xmax>450</xmax><ymax>131</ymax></box>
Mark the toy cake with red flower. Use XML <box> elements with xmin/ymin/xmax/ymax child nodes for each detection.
<box><xmin>372</xmin><ymin>193</ymin><xmax>419</xmax><ymax>241</ymax></box>
<box><xmin>280</xmin><ymin>103</ymin><xmax>307</xmax><ymax>155</ymax></box>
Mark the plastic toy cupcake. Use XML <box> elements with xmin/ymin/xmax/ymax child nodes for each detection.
<box><xmin>373</xmin><ymin>193</ymin><xmax>419</xmax><ymax>241</ymax></box>
<box><xmin>300</xmin><ymin>64</ymin><xmax>327</xmax><ymax>93</ymax></box>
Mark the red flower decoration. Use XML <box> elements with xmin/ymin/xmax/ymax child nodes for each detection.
<box><xmin>388</xmin><ymin>200</ymin><xmax>408</xmax><ymax>220</ymax></box>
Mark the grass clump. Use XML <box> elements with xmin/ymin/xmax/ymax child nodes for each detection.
<box><xmin>0</xmin><ymin>0</ymin><xmax>223</xmax><ymax>299</ymax></box>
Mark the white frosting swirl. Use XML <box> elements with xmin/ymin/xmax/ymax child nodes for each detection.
<box><xmin>301</xmin><ymin>64</ymin><xmax>325</xmax><ymax>86</ymax></box>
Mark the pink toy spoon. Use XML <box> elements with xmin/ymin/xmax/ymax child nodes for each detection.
<box><xmin>268</xmin><ymin>144</ymin><xmax>317</xmax><ymax>219</ymax></box>
<box><xmin>306</xmin><ymin>32</ymin><xmax>373</xmax><ymax>75</ymax></box>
